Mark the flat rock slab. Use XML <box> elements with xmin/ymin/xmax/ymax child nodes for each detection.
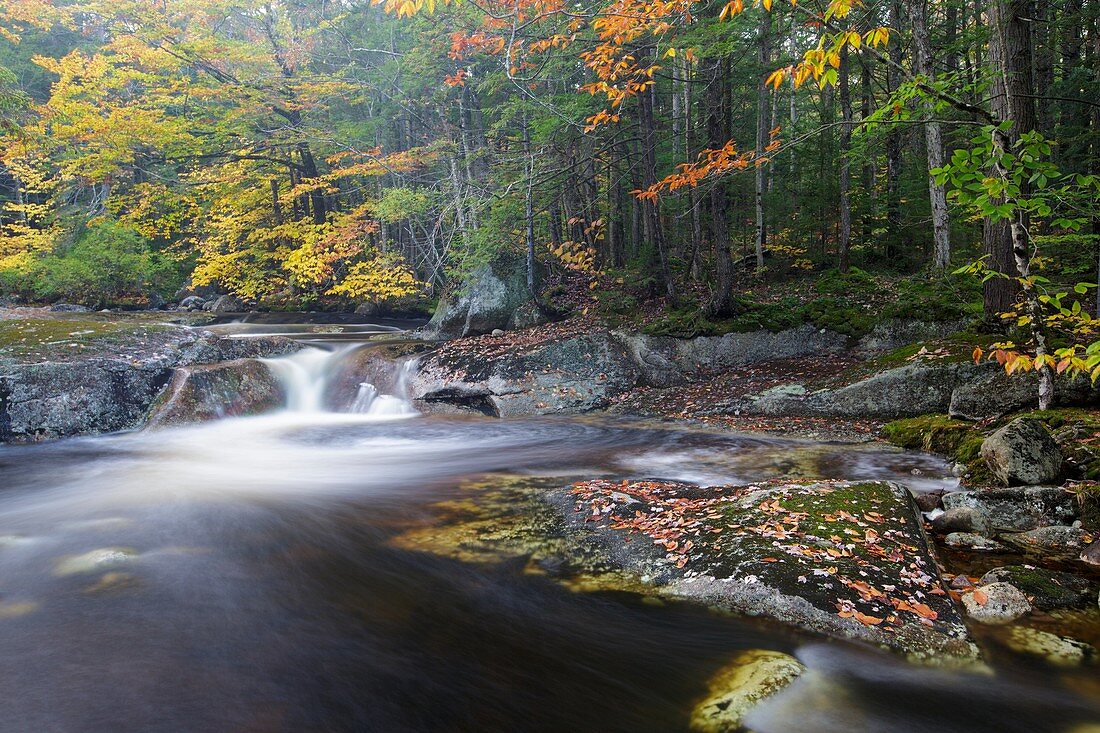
<box><xmin>562</xmin><ymin>479</ymin><xmax>976</xmax><ymax>663</ymax></box>
<box><xmin>394</xmin><ymin>476</ymin><xmax>978</xmax><ymax>664</ymax></box>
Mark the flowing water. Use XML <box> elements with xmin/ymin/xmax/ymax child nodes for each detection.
<box><xmin>0</xmin><ymin>323</ymin><xmax>1097</xmax><ymax>732</ymax></box>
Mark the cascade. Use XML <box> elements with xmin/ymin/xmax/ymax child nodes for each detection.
<box><xmin>263</xmin><ymin>345</ymin><xmax>417</xmax><ymax>416</ymax></box>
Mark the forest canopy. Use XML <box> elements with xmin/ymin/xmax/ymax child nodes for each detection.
<box><xmin>0</xmin><ymin>0</ymin><xmax>1097</xmax><ymax>378</ymax></box>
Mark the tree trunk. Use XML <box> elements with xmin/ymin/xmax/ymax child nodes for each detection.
<box><xmin>637</xmin><ymin>71</ymin><xmax>674</xmax><ymax>297</ymax></box>
<box><xmin>983</xmin><ymin>0</ymin><xmax>1034</xmax><ymax>319</ymax></box>
<box><xmin>707</xmin><ymin>55</ymin><xmax>734</xmax><ymax>314</ymax></box>
<box><xmin>754</xmin><ymin>13</ymin><xmax>771</xmax><ymax>272</ymax></box>
<box><xmin>838</xmin><ymin>45</ymin><xmax>853</xmax><ymax>273</ymax></box>
<box><xmin>987</xmin><ymin>0</ymin><xmax>1052</xmax><ymax>408</ymax></box>
<box><xmin>909</xmin><ymin>0</ymin><xmax>951</xmax><ymax>271</ymax></box>
<box><xmin>885</xmin><ymin>0</ymin><xmax>904</xmax><ymax>258</ymax></box>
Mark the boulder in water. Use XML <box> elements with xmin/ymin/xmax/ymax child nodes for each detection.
<box><xmin>1001</xmin><ymin>627</ymin><xmax>1096</xmax><ymax>666</ymax></box>
<box><xmin>49</xmin><ymin>303</ymin><xmax>90</xmax><ymax>313</ymax></box>
<box><xmin>940</xmin><ymin>486</ymin><xmax>1077</xmax><ymax>534</ymax></box>
<box><xmin>146</xmin><ymin>359</ymin><xmax>285</xmax><ymax>426</ymax></box>
<box><xmin>960</xmin><ymin>582</ymin><xmax>1031</xmax><ymax>624</ymax></box>
<box><xmin>54</xmin><ymin>547</ymin><xmax>138</xmax><ymax>576</ymax></box>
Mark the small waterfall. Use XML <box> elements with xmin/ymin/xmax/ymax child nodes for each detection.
<box><xmin>264</xmin><ymin>345</ymin><xmax>417</xmax><ymax>417</ymax></box>
<box><xmin>349</xmin><ymin>360</ymin><xmax>417</xmax><ymax>417</ymax></box>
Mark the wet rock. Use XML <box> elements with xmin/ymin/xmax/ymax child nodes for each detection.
<box><xmin>146</xmin><ymin>359</ymin><xmax>285</xmax><ymax>427</ymax></box>
<box><xmin>913</xmin><ymin>489</ymin><xmax>944</xmax><ymax>513</ymax></box>
<box><xmin>979</xmin><ymin>565</ymin><xmax>1096</xmax><ymax>610</ymax></box>
<box><xmin>0</xmin><ymin>324</ymin><xmax>298</xmax><ymax>442</ymax></box>
<box><xmin>940</xmin><ymin>487</ymin><xmax>1077</xmax><ymax>534</ymax></box>
<box><xmin>1002</xmin><ymin>627</ymin><xmax>1096</xmax><ymax>667</ymax></box>
<box><xmin>179</xmin><ymin>295</ymin><xmax>206</xmax><ymax>311</ymax></box>
<box><xmin>54</xmin><ymin>547</ymin><xmax>137</xmax><ymax>576</ymax></box>
<box><xmin>999</xmin><ymin>526</ymin><xmax>1094</xmax><ymax>561</ymax></box>
<box><xmin>931</xmin><ymin>507</ymin><xmax>975</xmax><ymax>534</ymax></box>
<box><xmin>396</xmin><ymin>477</ymin><xmax>979</xmax><ymax>663</ymax></box>
<box><xmin>208</xmin><ymin>294</ymin><xmax>245</xmax><ymax>313</ymax></box>
<box><xmin>1082</xmin><ymin>540</ymin><xmax>1100</xmax><ymax>566</ymax></box>
<box><xmin>981</xmin><ymin>418</ymin><xmax>1063</xmax><ymax>486</ymax></box>
<box><xmin>49</xmin><ymin>303</ymin><xmax>90</xmax><ymax>313</ymax></box>
<box><xmin>690</xmin><ymin>650</ymin><xmax>805</xmax><ymax>733</ymax></box>
<box><xmin>409</xmin><ymin>329</ymin><xmax>639</xmax><ymax>416</ymax></box>
<box><xmin>424</xmin><ymin>259</ymin><xmax>530</xmax><ymax>337</ymax></box>
<box><xmin>960</xmin><ymin>582</ymin><xmax>1031</xmax><ymax>624</ymax></box>
<box><xmin>944</xmin><ymin>533</ymin><xmax>1006</xmax><ymax>552</ymax></box>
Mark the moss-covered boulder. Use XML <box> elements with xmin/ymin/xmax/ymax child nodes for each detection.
<box><xmin>982</xmin><ymin>418</ymin><xmax>1064</xmax><ymax>486</ymax></box>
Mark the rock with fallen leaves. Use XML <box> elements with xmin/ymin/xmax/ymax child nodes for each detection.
<box><xmin>563</xmin><ymin>478</ymin><xmax>978</xmax><ymax>664</ymax></box>
<box><xmin>690</xmin><ymin>650</ymin><xmax>805</xmax><ymax>733</ymax></box>
<box><xmin>393</xmin><ymin>475</ymin><xmax>979</xmax><ymax>663</ymax></box>
<box><xmin>960</xmin><ymin>582</ymin><xmax>1032</xmax><ymax>625</ymax></box>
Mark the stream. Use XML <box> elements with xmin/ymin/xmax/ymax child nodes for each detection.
<box><xmin>0</xmin><ymin>321</ymin><xmax>1097</xmax><ymax>732</ymax></box>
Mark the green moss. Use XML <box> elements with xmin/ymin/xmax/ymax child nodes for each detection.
<box><xmin>0</xmin><ymin>316</ymin><xmax>176</xmax><ymax>361</ymax></box>
<box><xmin>882</xmin><ymin>415</ymin><xmax>978</xmax><ymax>454</ymax></box>
<box><xmin>881</xmin><ymin>415</ymin><xmax>995</xmax><ymax>485</ymax></box>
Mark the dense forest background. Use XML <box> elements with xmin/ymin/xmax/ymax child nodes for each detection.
<box><xmin>0</xmin><ymin>0</ymin><xmax>1097</xmax><ymax>339</ymax></box>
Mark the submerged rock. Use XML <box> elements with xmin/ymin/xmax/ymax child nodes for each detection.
<box><xmin>1002</xmin><ymin>627</ymin><xmax>1096</xmax><ymax>667</ymax></box>
<box><xmin>981</xmin><ymin>418</ymin><xmax>1064</xmax><ymax>486</ymax></box>
<box><xmin>944</xmin><ymin>532</ymin><xmax>1006</xmax><ymax>552</ymax></box>
<box><xmin>690</xmin><ymin>650</ymin><xmax>805</xmax><ymax>733</ymax></box>
<box><xmin>960</xmin><ymin>582</ymin><xmax>1031</xmax><ymax>625</ymax></box>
